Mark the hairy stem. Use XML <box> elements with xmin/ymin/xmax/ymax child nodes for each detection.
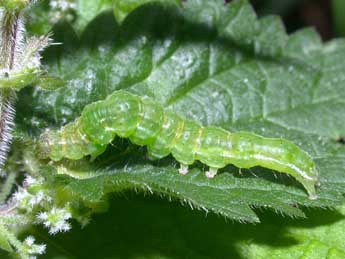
<box><xmin>0</xmin><ymin>11</ymin><xmax>22</xmax><ymax>172</ymax></box>
<box><xmin>0</xmin><ymin>91</ymin><xmax>16</xmax><ymax>171</ymax></box>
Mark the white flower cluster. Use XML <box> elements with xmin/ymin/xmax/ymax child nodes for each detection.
<box><xmin>50</xmin><ymin>0</ymin><xmax>76</xmax><ymax>11</ymax></box>
<box><xmin>23</xmin><ymin>236</ymin><xmax>46</xmax><ymax>259</ymax></box>
<box><xmin>23</xmin><ymin>175</ymin><xmax>41</xmax><ymax>186</ymax></box>
<box><xmin>12</xmin><ymin>175</ymin><xmax>52</xmax><ymax>209</ymax></box>
<box><xmin>14</xmin><ymin>188</ymin><xmax>52</xmax><ymax>208</ymax></box>
<box><xmin>49</xmin><ymin>0</ymin><xmax>77</xmax><ymax>23</ymax></box>
<box><xmin>36</xmin><ymin>207</ymin><xmax>72</xmax><ymax>235</ymax></box>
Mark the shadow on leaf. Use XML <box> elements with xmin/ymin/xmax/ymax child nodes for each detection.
<box><xmin>26</xmin><ymin>194</ymin><xmax>344</xmax><ymax>259</ymax></box>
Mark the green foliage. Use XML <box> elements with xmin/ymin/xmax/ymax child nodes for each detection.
<box><xmin>0</xmin><ymin>0</ymin><xmax>344</xmax><ymax>258</ymax></box>
<box><xmin>17</xmin><ymin>0</ymin><xmax>345</xmax><ymax>222</ymax></box>
<box><xmin>0</xmin><ymin>0</ymin><xmax>28</xmax><ymax>12</ymax></box>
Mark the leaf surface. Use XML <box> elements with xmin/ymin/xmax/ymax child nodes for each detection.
<box><xmin>17</xmin><ymin>0</ymin><xmax>345</xmax><ymax>222</ymax></box>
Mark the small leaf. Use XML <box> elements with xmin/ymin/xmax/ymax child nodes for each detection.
<box><xmin>0</xmin><ymin>69</ymin><xmax>40</xmax><ymax>90</ymax></box>
<box><xmin>37</xmin><ymin>76</ymin><xmax>65</xmax><ymax>91</ymax></box>
<box><xmin>0</xmin><ymin>226</ymin><xmax>13</xmax><ymax>253</ymax></box>
<box><xmin>0</xmin><ymin>237</ymin><xmax>12</xmax><ymax>253</ymax></box>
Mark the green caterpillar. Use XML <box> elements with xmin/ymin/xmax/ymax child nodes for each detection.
<box><xmin>38</xmin><ymin>90</ymin><xmax>319</xmax><ymax>199</ymax></box>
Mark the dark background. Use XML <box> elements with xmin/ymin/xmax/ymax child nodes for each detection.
<box><xmin>234</xmin><ymin>0</ymin><xmax>342</xmax><ymax>40</ymax></box>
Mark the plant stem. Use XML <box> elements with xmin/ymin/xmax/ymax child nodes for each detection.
<box><xmin>0</xmin><ymin>11</ymin><xmax>23</xmax><ymax>172</ymax></box>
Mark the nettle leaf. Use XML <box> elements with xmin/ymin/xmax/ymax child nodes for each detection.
<box><xmin>17</xmin><ymin>0</ymin><xmax>345</xmax><ymax>222</ymax></box>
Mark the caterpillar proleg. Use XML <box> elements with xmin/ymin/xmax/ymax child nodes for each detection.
<box><xmin>38</xmin><ymin>90</ymin><xmax>319</xmax><ymax>199</ymax></box>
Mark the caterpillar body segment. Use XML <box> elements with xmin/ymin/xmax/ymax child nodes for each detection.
<box><xmin>38</xmin><ymin>90</ymin><xmax>319</xmax><ymax>199</ymax></box>
<box><xmin>39</xmin><ymin>119</ymin><xmax>106</xmax><ymax>161</ymax></box>
<box><xmin>80</xmin><ymin>91</ymin><xmax>143</xmax><ymax>145</ymax></box>
<box><xmin>128</xmin><ymin>97</ymin><xmax>164</xmax><ymax>147</ymax></box>
<box><xmin>147</xmin><ymin>110</ymin><xmax>184</xmax><ymax>160</ymax></box>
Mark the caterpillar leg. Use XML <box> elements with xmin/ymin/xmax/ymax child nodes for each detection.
<box><xmin>178</xmin><ymin>164</ymin><xmax>189</xmax><ymax>175</ymax></box>
<box><xmin>205</xmin><ymin>167</ymin><xmax>218</xmax><ymax>178</ymax></box>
